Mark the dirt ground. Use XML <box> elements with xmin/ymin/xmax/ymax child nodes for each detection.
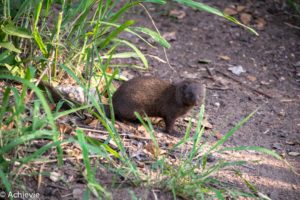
<box><xmin>121</xmin><ymin>0</ymin><xmax>300</xmax><ymax>199</ymax></box>
<box><xmin>5</xmin><ymin>1</ymin><xmax>300</xmax><ymax>200</ymax></box>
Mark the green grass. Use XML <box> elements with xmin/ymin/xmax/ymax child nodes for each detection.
<box><xmin>0</xmin><ymin>0</ymin><xmax>282</xmax><ymax>199</ymax></box>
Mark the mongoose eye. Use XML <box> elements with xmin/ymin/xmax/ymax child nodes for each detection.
<box><xmin>182</xmin><ymin>83</ymin><xmax>188</xmax><ymax>91</ymax></box>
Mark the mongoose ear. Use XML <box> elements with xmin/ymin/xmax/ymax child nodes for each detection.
<box><xmin>181</xmin><ymin>82</ymin><xmax>188</xmax><ymax>91</ymax></box>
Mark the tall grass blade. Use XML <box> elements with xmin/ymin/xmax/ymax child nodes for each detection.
<box><xmin>0</xmin><ymin>75</ymin><xmax>63</xmax><ymax>164</ymax></box>
<box><xmin>1</xmin><ymin>23</ymin><xmax>32</xmax><ymax>38</ymax></box>
<box><xmin>97</xmin><ymin>20</ymin><xmax>135</xmax><ymax>49</ymax></box>
<box><xmin>173</xmin><ymin>0</ymin><xmax>258</xmax><ymax>35</ymax></box>
<box><xmin>217</xmin><ymin>146</ymin><xmax>281</xmax><ymax>160</ymax></box>
<box><xmin>0</xmin><ymin>169</ymin><xmax>12</xmax><ymax>199</ymax></box>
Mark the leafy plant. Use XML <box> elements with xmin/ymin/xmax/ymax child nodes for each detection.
<box><xmin>136</xmin><ymin>105</ymin><xmax>281</xmax><ymax>199</ymax></box>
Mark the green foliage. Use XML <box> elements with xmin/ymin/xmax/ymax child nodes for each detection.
<box><xmin>0</xmin><ymin>0</ymin><xmax>172</xmax><ymax>78</ymax></box>
<box><xmin>287</xmin><ymin>0</ymin><xmax>300</xmax><ymax>14</ymax></box>
<box><xmin>143</xmin><ymin>105</ymin><xmax>281</xmax><ymax>199</ymax></box>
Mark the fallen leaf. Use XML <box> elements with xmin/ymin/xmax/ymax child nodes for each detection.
<box><xmin>224</xmin><ymin>7</ymin><xmax>238</xmax><ymax>16</ymax></box>
<box><xmin>288</xmin><ymin>152</ymin><xmax>300</xmax><ymax>156</ymax></box>
<box><xmin>246</xmin><ymin>75</ymin><xmax>257</xmax><ymax>82</ymax></box>
<box><xmin>167</xmin><ymin>141</ymin><xmax>176</xmax><ymax>149</ymax></box>
<box><xmin>218</xmin><ymin>55</ymin><xmax>231</xmax><ymax>61</ymax></box>
<box><xmin>203</xmin><ymin>118</ymin><xmax>213</xmax><ymax>129</ymax></box>
<box><xmin>162</xmin><ymin>31</ymin><xmax>176</xmax><ymax>42</ymax></box>
<box><xmin>228</xmin><ymin>65</ymin><xmax>246</xmax><ymax>75</ymax></box>
<box><xmin>169</xmin><ymin>9</ymin><xmax>186</xmax><ymax>19</ymax></box>
<box><xmin>57</xmin><ymin>123</ymin><xmax>73</xmax><ymax>134</ymax></box>
<box><xmin>236</xmin><ymin>5</ymin><xmax>246</xmax><ymax>12</ymax></box>
<box><xmin>145</xmin><ymin>141</ymin><xmax>160</xmax><ymax>158</ymax></box>
<box><xmin>106</xmin><ymin>67</ymin><xmax>113</xmax><ymax>73</ymax></box>
<box><xmin>214</xmin><ymin>131</ymin><xmax>222</xmax><ymax>140</ymax></box>
<box><xmin>255</xmin><ymin>17</ymin><xmax>266</xmax><ymax>30</ymax></box>
<box><xmin>137</xmin><ymin>125</ymin><xmax>147</xmax><ymax>133</ymax></box>
<box><xmin>83</xmin><ymin>116</ymin><xmax>95</xmax><ymax>125</ymax></box>
<box><xmin>240</xmin><ymin>13</ymin><xmax>252</xmax><ymax>25</ymax></box>
<box><xmin>49</xmin><ymin>171</ymin><xmax>61</xmax><ymax>182</ymax></box>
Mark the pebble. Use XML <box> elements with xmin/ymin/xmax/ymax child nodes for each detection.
<box><xmin>288</xmin><ymin>152</ymin><xmax>300</xmax><ymax>156</ymax></box>
<box><xmin>49</xmin><ymin>171</ymin><xmax>61</xmax><ymax>182</ymax></box>
<box><xmin>285</xmin><ymin>140</ymin><xmax>295</xmax><ymax>145</ymax></box>
<box><xmin>207</xmin><ymin>154</ymin><xmax>216</xmax><ymax>163</ymax></box>
<box><xmin>272</xmin><ymin>143</ymin><xmax>282</xmax><ymax>150</ymax></box>
<box><xmin>228</xmin><ymin>65</ymin><xmax>246</xmax><ymax>75</ymax></box>
<box><xmin>73</xmin><ymin>188</ymin><xmax>83</xmax><ymax>197</ymax></box>
<box><xmin>214</xmin><ymin>102</ymin><xmax>220</xmax><ymax>108</ymax></box>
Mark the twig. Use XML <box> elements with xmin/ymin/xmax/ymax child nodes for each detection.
<box><xmin>139</xmin><ymin>3</ymin><xmax>176</xmax><ymax>72</ymax></box>
<box><xmin>206</xmin><ymin>86</ymin><xmax>230</xmax><ymax>91</ymax></box>
<box><xmin>37</xmin><ymin>163</ymin><xmax>45</xmax><ymax>191</ymax></box>
<box><xmin>31</xmin><ymin>155</ymin><xmax>103</xmax><ymax>165</ymax></box>
<box><xmin>285</xmin><ymin>22</ymin><xmax>300</xmax><ymax>30</ymax></box>
<box><xmin>119</xmin><ymin>133</ymin><xmax>151</xmax><ymax>140</ymax></box>
<box><xmin>152</xmin><ymin>190</ymin><xmax>158</xmax><ymax>200</ymax></box>
<box><xmin>77</xmin><ymin>126</ymin><xmax>108</xmax><ymax>134</ymax></box>
<box><xmin>280</xmin><ymin>98</ymin><xmax>300</xmax><ymax>102</ymax></box>
<box><xmin>205</xmin><ymin>66</ymin><xmax>230</xmax><ymax>90</ymax></box>
<box><xmin>26</xmin><ymin>64</ymin><xmax>51</xmax><ymax>103</ymax></box>
<box><xmin>216</xmin><ymin>70</ymin><xmax>273</xmax><ymax>98</ymax></box>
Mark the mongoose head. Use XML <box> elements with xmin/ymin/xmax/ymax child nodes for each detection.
<box><xmin>176</xmin><ymin>80</ymin><xmax>205</xmax><ymax>106</ymax></box>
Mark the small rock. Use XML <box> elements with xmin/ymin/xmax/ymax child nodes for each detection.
<box><xmin>184</xmin><ymin>117</ymin><xmax>197</xmax><ymax>123</ymax></box>
<box><xmin>73</xmin><ymin>188</ymin><xmax>84</xmax><ymax>198</ymax></box>
<box><xmin>162</xmin><ymin>31</ymin><xmax>176</xmax><ymax>42</ymax></box>
<box><xmin>169</xmin><ymin>9</ymin><xmax>186</xmax><ymax>19</ymax></box>
<box><xmin>207</xmin><ymin>154</ymin><xmax>216</xmax><ymax>163</ymax></box>
<box><xmin>286</xmin><ymin>140</ymin><xmax>295</xmax><ymax>145</ymax></box>
<box><xmin>277</xmin><ymin>110</ymin><xmax>285</xmax><ymax>117</ymax></box>
<box><xmin>292</xmin><ymin>185</ymin><xmax>297</xmax><ymax>190</ymax></box>
<box><xmin>182</xmin><ymin>71</ymin><xmax>198</xmax><ymax>79</ymax></box>
<box><xmin>272</xmin><ymin>143</ymin><xmax>282</xmax><ymax>150</ymax></box>
<box><xmin>198</xmin><ymin>59</ymin><xmax>212</xmax><ymax>64</ymax></box>
<box><xmin>224</xmin><ymin>7</ymin><xmax>238</xmax><ymax>16</ymax></box>
<box><xmin>236</xmin><ymin>5</ymin><xmax>246</xmax><ymax>12</ymax></box>
<box><xmin>228</xmin><ymin>65</ymin><xmax>246</xmax><ymax>75</ymax></box>
<box><xmin>213</xmin><ymin>131</ymin><xmax>222</xmax><ymax>140</ymax></box>
<box><xmin>288</xmin><ymin>152</ymin><xmax>300</xmax><ymax>156</ymax></box>
<box><xmin>240</xmin><ymin>13</ymin><xmax>252</xmax><ymax>25</ymax></box>
<box><xmin>278</xmin><ymin>133</ymin><xmax>286</xmax><ymax>138</ymax></box>
<box><xmin>255</xmin><ymin>18</ymin><xmax>267</xmax><ymax>30</ymax></box>
<box><xmin>294</xmin><ymin>61</ymin><xmax>300</xmax><ymax>67</ymax></box>
<box><xmin>260</xmin><ymin>80</ymin><xmax>270</xmax><ymax>85</ymax></box>
<box><xmin>49</xmin><ymin>172</ymin><xmax>61</xmax><ymax>182</ymax></box>
<box><xmin>246</xmin><ymin>75</ymin><xmax>257</xmax><ymax>82</ymax></box>
<box><xmin>279</xmin><ymin>77</ymin><xmax>285</xmax><ymax>81</ymax></box>
<box><xmin>214</xmin><ymin>102</ymin><xmax>220</xmax><ymax>108</ymax></box>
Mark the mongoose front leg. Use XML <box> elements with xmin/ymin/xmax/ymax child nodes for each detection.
<box><xmin>164</xmin><ymin>116</ymin><xmax>178</xmax><ymax>135</ymax></box>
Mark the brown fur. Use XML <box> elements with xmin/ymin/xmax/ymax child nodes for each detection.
<box><xmin>112</xmin><ymin>77</ymin><xmax>204</xmax><ymax>134</ymax></box>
